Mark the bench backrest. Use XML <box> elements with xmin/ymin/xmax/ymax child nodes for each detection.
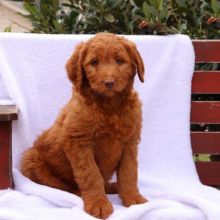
<box><xmin>192</xmin><ymin>41</ymin><xmax>220</xmax><ymax>186</ymax></box>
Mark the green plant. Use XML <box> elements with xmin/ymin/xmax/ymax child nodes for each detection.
<box><xmin>132</xmin><ymin>0</ymin><xmax>220</xmax><ymax>38</ymax></box>
<box><xmin>23</xmin><ymin>0</ymin><xmax>220</xmax><ymax>38</ymax></box>
<box><xmin>132</xmin><ymin>0</ymin><xmax>172</xmax><ymax>34</ymax></box>
<box><xmin>24</xmin><ymin>0</ymin><xmax>137</xmax><ymax>34</ymax></box>
<box><xmin>23</xmin><ymin>0</ymin><xmax>67</xmax><ymax>33</ymax></box>
<box><xmin>63</xmin><ymin>0</ymin><xmax>136</xmax><ymax>34</ymax></box>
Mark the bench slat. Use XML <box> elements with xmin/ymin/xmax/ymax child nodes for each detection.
<box><xmin>193</xmin><ymin>41</ymin><xmax>220</xmax><ymax>62</ymax></box>
<box><xmin>191</xmin><ymin>132</ymin><xmax>220</xmax><ymax>154</ymax></box>
<box><xmin>192</xmin><ymin>71</ymin><xmax>220</xmax><ymax>94</ymax></box>
<box><xmin>191</xmin><ymin>101</ymin><xmax>220</xmax><ymax>123</ymax></box>
<box><xmin>195</xmin><ymin>161</ymin><xmax>220</xmax><ymax>185</ymax></box>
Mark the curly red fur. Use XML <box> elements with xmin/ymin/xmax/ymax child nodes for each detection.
<box><xmin>21</xmin><ymin>33</ymin><xmax>147</xmax><ymax>219</ymax></box>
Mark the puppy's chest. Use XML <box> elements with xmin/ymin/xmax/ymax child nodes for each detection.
<box><xmin>91</xmin><ymin>111</ymin><xmax>139</xmax><ymax>165</ymax></box>
<box><xmin>93</xmin><ymin>136</ymin><xmax>122</xmax><ymax>164</ymax></box>
<box><xmin>92</xmin><ymin>110</ymin><xmax>138</xmax><ymax>140</ymax></box>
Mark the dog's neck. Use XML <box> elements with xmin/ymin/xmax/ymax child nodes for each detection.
<box><xmin>75</xmin><ymin>84</ymin><xmax>133</xmax><ymax>113</ymax></box>
<box><xmin>94</xmin><ymin>89</ymin><xmax>132</xmax><ymax>111</ymax></box>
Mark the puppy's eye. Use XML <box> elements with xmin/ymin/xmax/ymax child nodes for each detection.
<box><xmin>90</xmin><ymin>59</ymin><xmax>99</xmax><ymax>66</ymax></box>
<box><xmin>115</xmin><ymin>58</ymin><xmax>123</xmax><ymax>65</ymax></box>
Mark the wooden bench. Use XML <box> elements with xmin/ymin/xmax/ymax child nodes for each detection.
<box><xmin>0</xmin><ymin>40</ymin><xmax>220</xmax><ymax>189</ymax></box>
<box><xmin>192</xmin><ymin>40</ymin><xmax>220</xmax><ymax>186</ymax></box>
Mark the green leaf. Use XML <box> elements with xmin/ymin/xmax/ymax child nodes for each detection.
<box><xmin>159</xmin><ymin>5</ymin><xmax>168</xmax><ymax>20</ymax></box>
<box><xmin>24</xmin><ymin>2</ymin><xmax>41</xmax><ymax>19</ymax></box>
<box><xmin>106</xmin><ymin>0</ymin><xmax>122</xmax><ymax>9</ymax></box>
<box><xmin>40</xmin><ymin>3</ymin><xmax>50</xmax><ymax>17</ymax></box>
<box><xmin>88</xmin><ymin>0</ymin><xmax>100</xmax><ymax>10</ymax></box>
<box><xmin>143</xmin><ymin>2</ymin><xmax>157</xmax><ymax>18</ymax></box>
<box><xmin>53</xmin><ymin>20</ymin><xmax>63</xmax><ymax>32</ymax></box>
<box><xmin>179</xmin><ymin>22</ymin><xmax>187</xmax><ymax>32</ymax></box>
<box><xmin>143</xmin><ymin>2</ymin><xmax>150</xmax><ymax>18</ymax></box>
<box><xmin>86</xmin><ymin>14</ymin><xmax>100</xmax><ymax>25</ymax></box>
<box><xmin>176</xmin><ymin>0</ymin><xmax>186</xmax><ymax>7</ymax></box>
<box><xmin>167</xmin><ymin>26</ymin><xmax>179</xmax><ymax>34</ymax></box>
<box><xmin>40</xmin><ymin>0</ymin><xmax>59</xmax><ymax>10</ymax></box>
<box><xmin>149</xmin><ymin>0</ymin><xmax>163</xmax><ymax>10</ymax></box>
<box><xmin>211</xmin><ymin>0</ymin><xmax>220</xmax><ymax>15</ymax></box>
<box><xmin>158</xmin><ymin>0</ymin><xmax>163</xmax><ymax>10</ymax></box>
<box><xmin>104</xmin><ymin>13</ymin><xmax>115</xmax><ymax>23</ymax></box>
<box><xmin>3</xmin><ymin>26</ymin><xmax>12</xmax><ymax>32</ymax></box>
<box><xmin>52</xmin><ymin>0</ymin><xmax>59</xmax><ymax>11</ymax></box>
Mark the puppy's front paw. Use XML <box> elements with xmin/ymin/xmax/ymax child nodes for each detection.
<box><xmin>84</xmin><ymin>196</ymin><xmax>113</xmax><ymax>219</ymax></box>
<box><xmin>122</xmin><ymin>193</ymin><xmax>148</xmax><ymax>207</ymax></box>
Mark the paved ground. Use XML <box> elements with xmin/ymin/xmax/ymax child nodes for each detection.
<box><xmin>0</xmin><ymin>4</ymin><xmax>32</xmax><ymax>32</ymax></box>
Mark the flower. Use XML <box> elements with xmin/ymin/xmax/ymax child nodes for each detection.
<box><xmin>207</xmin><ymin>16</ymin><xmax>218</xmax><ymax>24</ymax></box>
<box><xmin>138</xmin><ymin>20</ymin><xmax>150</xmax><ymax>29</ymax></box>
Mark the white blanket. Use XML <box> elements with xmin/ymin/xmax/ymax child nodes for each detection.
<box><xmin>0</xmin><ymin>33</ymin><xmax>220</xmax><ymax>220</ymax></box>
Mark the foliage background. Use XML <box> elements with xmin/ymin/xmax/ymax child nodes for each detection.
<box><xmin>20</xmin><ymin>0</ymin><xmax>220</xmax><ymax>39</ymax></box>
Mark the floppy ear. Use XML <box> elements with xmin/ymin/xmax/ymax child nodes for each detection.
<box><xmin>122</xmin><ymin>40</ymin><xmax>145</xmax><ymax>83</ymax></box>
<box><xmin>133</xmin><ymin>46</ymin><xmax>145</xmax><ymax>83</ymax></box>
<box><xmin>65</xmin><ymin>42</ymin><xmax>86</xmax><ymax>91</ymax></box>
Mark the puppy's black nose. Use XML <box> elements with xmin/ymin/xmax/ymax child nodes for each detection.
<box><xmin>104</xmin><ymin>80</ymin><xmax>115</xmax><ymax>89</ymax></box>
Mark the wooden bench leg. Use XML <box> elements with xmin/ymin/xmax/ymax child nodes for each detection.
<box><xmin>0</xmin><ymin>121</ymin><xmax>12</xmax><ymax>189</ymax></box>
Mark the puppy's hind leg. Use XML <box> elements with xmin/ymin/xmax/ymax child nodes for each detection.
<box><xmin>21</xmin><ymin>148</ymin><xmax>79</xmax><ymax>195</ymax></box>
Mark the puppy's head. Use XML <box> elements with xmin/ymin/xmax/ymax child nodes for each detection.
<box><xmin>66</xmin><ymin>33</ymin><xmax>145</xmax><ymax>97</ymax></box>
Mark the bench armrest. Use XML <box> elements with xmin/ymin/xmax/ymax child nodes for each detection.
<box><xmin>0</xmin><ymin>105</ymin><xmax>18</xmax><ymax>121</ymax></box>
<box><xmin>0</xmin><ymin>104</ymin><xmax>18</xmax><ymax>189</ymax></box>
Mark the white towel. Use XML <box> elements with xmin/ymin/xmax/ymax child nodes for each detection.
<box><xmin>0</xmin><ymin>33</ymin><xmax>220</xmax><ymax>220</ymax></box>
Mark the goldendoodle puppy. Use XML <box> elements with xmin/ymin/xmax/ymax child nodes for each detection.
<box><xmin>21</xmin><ymin>33</ymin><xmax>147</xmax><ymax>219</ymax></box>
